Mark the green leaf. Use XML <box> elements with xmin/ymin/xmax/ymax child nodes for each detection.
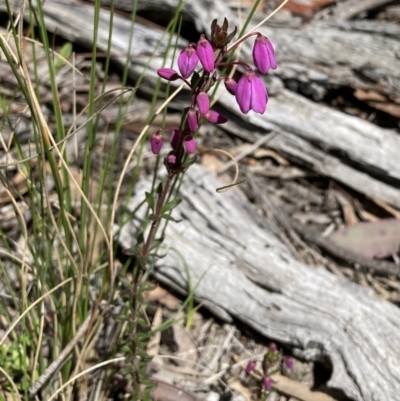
<box><xmin>54</xmin><ymin>42</ymin><xmax>72</xmax><ymax>72</ymax></box>
<box><xmin>190</xmin><ymin>72</ymin><xmax>200</xmax><ymax>88</ymax></box>
<box><xmin>136</xmin><ymin>231</ymin><xmax>145</xmax><ymax>245</ymax></box>
<box><xmin>161</xmin><ymin>214</ymin><xmax>182</xmax><ymax>223</ymax></box>
<box><xmin>182</xmin><ymin>155</ymin><xmax>197</xmax><ymax>170</ymax></box>
<box><xmin>162</xmin><ymin>198</ymin><xmax>182</xmax><ymax>213</ymax></box>
<box><xmin>226</xmin><ymin>26</ymin><xmax>238</xmax><ymax>43</ymax></box>
<box><xmin>156</xmin><ymin>182</ymin><xmax>163</xmax><ymax>198</ymax></box>
<box><xmin>222</xmin><ymin>17</ymin><xmax>228</xmax><ymax>31</ymax></box>
<box><xmin>144</xmin><ymin>191</ymin><xmax>155</xmax><ymax>212</ymax></box>
<box><xmin>122</xmin><ymin>247</ymin><xmax>140</xmax><ymax>256</ymax></box>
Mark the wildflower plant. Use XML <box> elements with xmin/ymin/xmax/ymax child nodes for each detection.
<box><xmin>156</xmin><ymin>18</ymin><xmax>277</xmax><ymax>167</ymax></box>
<box><xmin>245</xmin><ymin>343</ymin><xmax>294</xmax><ymax>400</ymax></box>
<box><xmin>0</xmin><ymin>0</ymin><xmax>287</xmax><ymax>397</ymax></box>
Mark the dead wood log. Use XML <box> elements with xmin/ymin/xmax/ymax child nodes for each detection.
<box><xmin>321</xmin><ymin>0</ymin><xmax>396</xmax><ymax>20</ymax></box>
<box><xmin>119</xmin><ymin>164</ymin><xmax>400</xmax><ymax>401</ymax></box>
<box><xmin>91</xmin><ymin>0</ymin><xmax>400</xmax><ymax>99</ymax></box>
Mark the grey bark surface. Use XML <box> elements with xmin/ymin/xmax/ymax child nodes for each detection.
<box><xmin>119</xmin><ymin>164</ymin><xmax>400</xmax><ymax>401</ymax></box>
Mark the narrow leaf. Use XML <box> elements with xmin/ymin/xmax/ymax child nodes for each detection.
<box><xmin>161</xmin><ymin>214</ymin><xmax>182</xmax><ymax>223</ymax></box>
<box><xmin>162</xmin><ymin>198</ymin><xmax>182</xmax><ymax>213</ymax></box>
<box><xmin>145</xmin><ymin>191</ymin><xmax>155</xmax><ymax>211</ymax></box>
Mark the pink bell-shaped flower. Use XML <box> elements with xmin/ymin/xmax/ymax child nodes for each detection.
<box><xmin>236</xmin><ymin>71</ymin><xmax>268</xmax><ymax>114</ymax></box>
<box><xmin>204</xmin><ymin>110</ymin><xmax>228</xmax><ymax>124</ymax></box>
<box><xmin>157</xmin><ymin>68</ymin><xmax>179</xmax><ymax>81</ymax></box>
<box><xmin>178</xmin><ymin>46</ymin><xmax>199</xmax><ymax>78</ymax></box>
<box><xmin>283</xmin><ymin>356</ymin><xmax>294</xmax><ymax>370</ymax></box>
<box><xmin>224</xmin><ymin>77</ymin><xmax>237</xmax><ymax>96</ymax></box>
<box><xmin>196</xmin><ymin>92</ymin><xmax>210</xmax><ymax>115</ymax></box>
<box><xmin>263</xmin><ymin>376</ymin><xmax>272</xmax><ymax>391</ymax></box>
<box><xmin>187</xmin><ymin>109</ymin><xmax>199</xmax><ymax>132</ymax></box>
<box><xmin>197</xmin><ymin>35</ymin><xmax>215</xmax><ymax>73</ymax></box>
<box><xmin>245</xmin><ymin>361</ymin><xmax>256</xmax><ymax>374</ymax></box>
<box><xmin>253</xmin><ymin>34</ymin><xmax>277</xmax><ymax>74</ymax></box>
<box><xmin>184</xmin><ymin>135</ymin><xmax>196</xmax><ymax>154</ymax></box>
<box><xmin>150</xmin><ymin>131</ymin><xmax>163</xmax><ymax>154</ymax></box>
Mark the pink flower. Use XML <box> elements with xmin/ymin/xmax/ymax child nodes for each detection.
<box><xmin>157</xmin><ymin>68</ymin><xmax>179</xmax><ymax>81</ymax></box>
<box><xmin>236</xmin><ymin>71</ymin><xmax>267</xmax><ymax>114</ymax></box>
<box><xmin>197</xmin><ymin>35</ymin><xmax>214</xmax><ymax>73</ymax></box>
<box><xmin>187</xmin><ymin>109</ymin><xmax>198</xmax><ymax>132</ymax></box>
<box><xmin>268</xmin><ymin>343</ymin><xmax>278</xmax><ymax>352</ymax></box>
<box><xmin>263</xmin><ymin>376</ymin><xmax>272</xmax><ymax>391</ymax></box>
<box><xmin>224</xmin><ymin>77</ymin><xmax>237</xmax><ymax>96</ymax></box>
<box><xmin>253</xmin><ymin>34</ymin><xmax>277</xmax><ymax>74</ymax></box>
<box><xmin>178</xmin><ymin>46</ymin><xmax>198</xmax><ymax>78</ymax></box>
<box><xmin>167</xmin><ymin>154</ymin><xmax>176</xmax><ymax>165</ymax></box>
<box><xmin>204</xmin><ymin>110</ymin><xmax>228</xmax><ymax>124</ymax></box>
<box><xmin>196</xmin><ymin>92</ymin><xmax>210</xmax><ymax>115</ymax></box>
<box><xmin>150</xmin><ymin>131</ymin><xmax>163</xmax><ymax>154</ymax></box>
<box><xmin>184</xmin><ymin>135</ymin><xmax>196</xmax><ymax>154</ymax></box>
<box><xmin>245</xmin><ymin>361</ymin><xmax>256</xmax><ymax>374</ymax></box>
<box><xmin>284</xmin><ymin>356</ymin><xmax>294</xmax><ymax>370</ymax></box>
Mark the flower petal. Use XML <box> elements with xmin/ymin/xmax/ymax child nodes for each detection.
<box><xmin>150</xmin><ymin>132</ymin><xmax>163</xmax><ymax>154</ymax></box>
<box><xmin>197</xmin><ymin>36</ymin><xmax>215</xmax><ymax>73</ymax></box>
<box><xmin>196</xmin><ymin>92</ymin><xmax>210</xmax><ymax>115</ymax></box>
<box><xmin>157</xmin><ymin>68</ymin><xmax>179</xmax><ymax>81</ymax></box>
<box><xmin>236</xmin><ymin>72</ymin><xmax>252</xmax><ymax>114</ymax></box>
<box><xmin>250</xmin><ymin>74</ymin><xmax>267</xmax><ymax>114</ymax></box>
<box><xmin>224</xmin><ymin>77</ymin><xmax>237</xmax><ymax>96</ymax></box>
<box><xmin>178</xmin><ymin>47</ymin><xmax>198</xmax><ymax>78</ymax></box>
<box><xmin>184</xmin><ymin>135</ymin><xmax>196</xmax><ymax>154</ymax></box>
<box><xmin>187</xmin><ymin>109</ymin><xmax>199</xmax><ymax>132</ymax></box>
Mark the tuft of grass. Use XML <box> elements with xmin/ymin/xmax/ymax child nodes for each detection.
<box><xmin>0</xmin><ymin>0</ymin><xmax>286</xmax><ymax>398</ymax></box>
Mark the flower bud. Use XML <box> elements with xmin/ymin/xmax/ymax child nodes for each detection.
<box><xmin>184</xmin><ymin>135</ymin><xmax>196</xmax><ymax>154</ymax></box>
<box><xmin>204</xmin><ymin>110</ymin><xmax>228</xmax><ymax>124</ymax></box>
<box><xmin>178</xmin><ymin>46</ymin><xmax>199</xmax><ymax>78</ymax></box>
<box><xmin>187</xmin><ymin>109</ymin><xmax>198</xmax><ymax>132</ymax></box>
<box><xmin>150</xmin><ymin>131</ymin><xmax>163</xmax><ymax>154</ymax></box>
<box><xmin>263</xmin><ymin>376</ymin><xmax>272</xmax><ymax>391</ymax></box>
<box><xmin>167</xmin><ymin>154</ymin><xmax>176</xmax><ymax>165</ymax></box>
<box><xmin>253</xmin><ymin>34</ymin><xmax>277</xmax><ymax>74</ymax></box>
<box><xmin>196</xmin><ymin>92</ymin><xmax>210</xmax><ymax>115</ymax></box>
<box><xmin>224</xmin><ymin>77</ymin><xmax>237</xmax><ymax>96</ymax></box>
<box><xmin>284</xmin><ymin>356</ymin><xmax>294</xmax><ymax>370</ymax></box>
<box><xmin>157</xmin><ymin>68</ymin><xmax>179</xmax><ymax>81</ymax></box>
<box><xmin>197</xmin><ymin>35</ymin><xmax>215</xmax><ymax>73</ymax></box>
<box><xmin>268</xmin><ymin>343</ymin><xmax>278</xmax><ymax>352</ymax></box>
<box><xmin>245</xmin><ymin>360</ymin><xmax>256</xmax><ymax>374</ymax></box>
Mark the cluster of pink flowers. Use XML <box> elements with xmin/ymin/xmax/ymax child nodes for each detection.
<box><xmin>151</xmin><ymin>19</ymin><xmax>276</xmax><ymax>172</ymax></box>
<box><xmin>245</xmin><ymin>342</ymin><xmax>293</xmax><ymax>394</ymax></box>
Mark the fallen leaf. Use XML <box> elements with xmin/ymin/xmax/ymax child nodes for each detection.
<box><xmin>329</xmin><ymin>219</ymin><xmax>400</xmax><ymax>259</ymax></box>
<box><xmin>147</xmin><ymin>305</ymin><xmax>163</xmax><ymax>356</ymax></box>
<box><xmin>143</xmin><ymin>286</ymin><xmax>181</xmax><ymax>310</ymax></box>
<box><xmin>172</xmin><ymin>323</ymin><xmax>198</xmax><ymax>366</ymax></box>
<box><xmin>227</xmin><ymin>377</ymin><xmax>253</xmax><ymax>401</ymax></box>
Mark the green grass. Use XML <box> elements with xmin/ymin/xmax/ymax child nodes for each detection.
<box><xmin>0</xmin><ymin>0</ymin><xmax>287</xmax><ymax>399</ymax></box>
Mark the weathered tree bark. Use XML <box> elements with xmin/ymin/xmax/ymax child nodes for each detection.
<box><xmin>120</xmin><ymin>164</ymin><xmax>400</xmax><ymax>401</ymax></box>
